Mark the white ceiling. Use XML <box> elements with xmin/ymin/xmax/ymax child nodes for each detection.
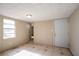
<box><xmin>0</xmin><ymin>3</ymin><xmax>79</xmax><ymax>22</ymax></box>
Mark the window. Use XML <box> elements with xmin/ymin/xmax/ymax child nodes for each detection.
<box><xmin>3</xmin><ymin>18</ymin><xmax>16</xmax><ymax>39</ymax></box>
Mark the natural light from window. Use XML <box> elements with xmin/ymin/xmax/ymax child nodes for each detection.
<box><xmin>3</xmin><ymin>18</ymin><xmax>16</xmax><ymax>39</ymax></box>
<box><xmin>13</xmin><ymin>50</ymin><xmax>41</xmax><ymax>56</ymax></box>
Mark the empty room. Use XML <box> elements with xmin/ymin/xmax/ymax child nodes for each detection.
<box><xmin>0</xmin><ymin>3</ymin><xmax>79</xmax><ymax>56</ymax></box>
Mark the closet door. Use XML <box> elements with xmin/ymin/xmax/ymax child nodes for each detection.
<box><xmin>54</xmin><ymin>19</ymin><xmax>69</xmax><ymax>48</ymax></box>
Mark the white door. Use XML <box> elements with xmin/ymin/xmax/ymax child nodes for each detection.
<box><xmin>54</xmin><ymin>19</ymin><xmax>69</xmax><ymax>48</ymax></box>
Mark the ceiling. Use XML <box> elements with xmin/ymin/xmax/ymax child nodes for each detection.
<box><xmin>0</xmin><ymin>3</ymin><xmax>79</xmax><ymax>22</ymax></box>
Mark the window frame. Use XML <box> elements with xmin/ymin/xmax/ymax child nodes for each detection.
<box><xmin>3</xmin><ymin>18</ymin><xmax>16</xmax><ymax>39</ymax></box>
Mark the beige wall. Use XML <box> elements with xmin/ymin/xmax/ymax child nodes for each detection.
<box><xmin>0</xmin><ymin>16</ymin><xmax>30</xmax><ymax>52</ymax></box>
<box><xmin>0</xmin><ymin>16</ymin><xmax>3</xmax><ymax>52</ymax></box>
<box><xmin>69</xmin><ymin>8</ymin><xmax>79</xmax><ymax>56</ymax></box>
<box><xmin>33</xmin><ymin>20</ymin><xmax>53</xmax><ymax>46</ymax></box>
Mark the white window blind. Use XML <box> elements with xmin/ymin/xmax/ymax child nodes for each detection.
<box><xmin>3</xmin><ymin>19</ymin><xmax>16</xmax><ymax>39</ymax></box>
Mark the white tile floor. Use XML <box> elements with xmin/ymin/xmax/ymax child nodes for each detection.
<box><xmin>0</xmin><ymin>41</ymin><xmax>72</xmax><ymax>56</ymax></box>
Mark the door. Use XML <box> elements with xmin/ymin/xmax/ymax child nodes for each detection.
<box><xmin>54</xmin><ymin>19</ymin><xmax>69</xmax><ymax>48</ymax></box>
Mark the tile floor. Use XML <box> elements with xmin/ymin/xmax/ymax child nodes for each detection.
<box><xmin>0</xmin><ymin>41</ymin><xmax>72</xmax><ymax>56</ymax></box>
